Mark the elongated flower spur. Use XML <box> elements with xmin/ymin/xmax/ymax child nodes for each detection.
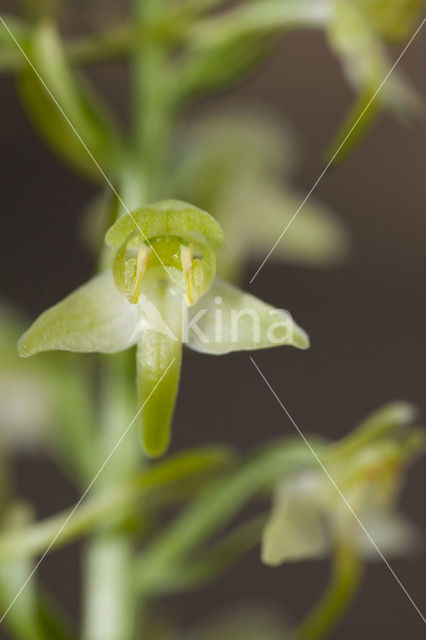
<box><xmin>19</xmin><ymin>200</ymin><xmax>309</xmax><ymax>457</ymax></box>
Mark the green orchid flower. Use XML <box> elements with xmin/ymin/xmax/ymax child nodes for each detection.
<box><xmin>262</xmin><ymin>402</ymin><xmax>424</xmax><ymax>566</ymax></box>
<box><xmin>18</xmin><ymin>200</ymin><xmax>309</xmax><ymax>457</ymax></box>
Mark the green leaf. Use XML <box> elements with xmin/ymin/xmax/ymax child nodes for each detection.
<box><xmin>326</xmin><ymin>0</ymin><xmax>422</xmax><ymax>162</ymax></box>
<box><xmin>144</xmin><ymin>514</ymin><xmax>266</xmax><ymax>594</ymax></box>
<box><xmin>105</xmin><ymin>199</ymin><xmax>224</xmax><ymax>251</ymax></box>
<box><xmin>325</xmin><ymin>87</ymin><xmax>381</xmax><ymax>165</ymax></box>
<box><xmin>182</xmin><ymin>0</ymin><xmax>329</xmax><ymax>97</ymax></box>
<box><xmin>181</xmin><ymin>32</ymin><xmax>269</xmax><ymax>98</ymax></box>
<box><xmin>36</xmin><ymin>590</ymin><xmax>75</xmax><ymax>640</ymax></box>
<box><xmin>19</xmin><ymin>272</ymin><xmax>138</xmax><ymax>357</ymax></box>
<box><xmin>17</xmin><ymin>21</ymin><xmax>122</xmax><ymax>180</ymax></box>
<box><xmin>0</xmin><ymin>504</ymin><xmax>43</xmax><ymax>640</ymax></box>
<box><xmin>0</xmin><ymin>446</ymin><xmax>233</xmax><ymax>562</ymax></box>
<box><xmin>135</xmin><ymin>439</ymin><xmax>319</xmax><ymax>589</ymax></box>
<box><xmin>190</xmin><ymin>0</ymin><xmax>329</xmax><ymax>48</ymax></box>
<box><xmin>137</xmin><ymin>283</ymin><xmax>184</xmax><ymax>457</ymax></box>
<box><xmin>0</xmin><ymin>16</ymin><xmax>31</xmax><ymax>73</ymax></box>
<box><xmin>185</xmin><ymin>278</ymin><xmax>309</xmax><ymax>354</ymax></box>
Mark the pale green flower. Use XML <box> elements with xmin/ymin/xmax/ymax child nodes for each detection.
<box><xmin>262</xmin><ymin>403</ymin><xmax>424</xmax><ymax>565</ymax></box>
<box><xmin>173</xmin><ymin>111</ymin><xmax>348</xmax><ymax>281</ymax></box>
<box><xmin>19</xmin><ymin>200</ymin><xmax>309</xmax><ymax>457</ymax></box>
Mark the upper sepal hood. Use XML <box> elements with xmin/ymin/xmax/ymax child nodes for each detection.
<box><xmin>106</xmin><ymin>200</ymin><xmax>224</xmax><ymax>307</ymax></box>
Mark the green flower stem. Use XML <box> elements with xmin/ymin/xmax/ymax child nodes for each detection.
<box><xmin>132</xmin><ymin>0</ymin><xmax>174</xmax><ymax>203</ymax></box>
<box><xmin>82</xmin><ymin>4</ymin><xmax>179</xmax><ymax>625</ymax></box>
<box><xmin>83</xmin><ymin>535</ymin><xmax>135</xmax><ymax>640</ymax></box>
<box><xmin>82</xmin><ymin>354</ymin><xmax>139</xmax><ymax>640</ymax></box>
<box><xmin>36</xmin><ymin>589</ymin><xmax>74</xmax><ymax>640</ymax></box>
<box><xmin>291</xmin><ymin>542</ymin><xmax>362</xmax><ymax>640</ymax></box>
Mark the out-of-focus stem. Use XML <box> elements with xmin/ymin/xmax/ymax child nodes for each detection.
<box><xmin>131</xmin><ymin>0</ymin><xmax>173</xmax><ymax>203</ymax></box>
<box><xmin>291</xmin><ymin>542</ymin><xmax>362</xmax><ymax>640</ymax></box>
<box><xmin>83</xmin><ymin>534</ymin><xmax>135</xmax><ymax>640</ymax></box>
<box><xmin>82</xmin><ymin>354</ymin><xmax>139</xmax><ymax>640</ymax></box>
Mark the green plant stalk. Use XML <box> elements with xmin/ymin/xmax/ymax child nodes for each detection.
<box><xmin>291</xmin><ymin>542</ymin><xmax>362</xmax><ymax>640</ymax></box>
<box><xmin>83</xmin><ymin>2</ymin><xmax>176</xmax><ymax>632</ymax></box>
<box><xmin>82</xmin><ymin>353</ymin><xmax>140</xmax><ymax>640</ymax></box>
<box><xmin>83</xmin><ymin>534</ymin><xmax>135</xmax><ymax>640</ymax></box>
<box><xmin>132</xmin><ymin>0</ymin><xmax>174</xmax><ymax>203</ymax></box>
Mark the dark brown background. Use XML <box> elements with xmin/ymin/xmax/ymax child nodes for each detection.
<box><xmin>0</xmin><ymin>6</ymin><xmax>426</xmax><ymax>639</ymax></box>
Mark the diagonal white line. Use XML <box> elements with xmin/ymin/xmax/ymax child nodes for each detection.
<box><xmin>250</xmin><ymin>15</ymin><xmax>426</xmax><ymax>284</ymax></box>
<box><xmin>0</xmin><ymin>358</ymin><xmax>176</xmax><ymax>625</ymax></box>
<box><xmin>250</xmin><ymin>356</ymin><xmax>426</xmax><ymax>625</ymax></box>
<box><xmin>0</xmin><ymin>16</ymin><xmax>180</xmax><ymax>288</ymax></box>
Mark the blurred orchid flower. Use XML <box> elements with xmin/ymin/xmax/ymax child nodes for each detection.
<box><xmin>262</xmin><ymin>402</ymin><xmax>424</xmax><ymax>565</ymax></box>
<box><xmin>173</xmin><ymin>111</ymin><xmax>348</xmax><ymax>281</ymax></box>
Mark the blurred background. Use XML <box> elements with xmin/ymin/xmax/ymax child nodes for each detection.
<box><xmin>0</xmin><ymin>1</ymin><xmax>426</xmax><ymax>638</ymax></box>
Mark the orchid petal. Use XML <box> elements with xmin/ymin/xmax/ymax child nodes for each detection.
<box><xmin>19</xmin><ymin>272</ymin><xmax>138</xmax><ymax>357</ymax></box>
<box><xmin>185</xmin><ymin>278</ymin><xmax>309</xmax><ymax>355</ymax></box>
<box><xmin>262</xmin><ymin>475</ymin><xmax>328</xmax><ymax>565</ymax></box>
